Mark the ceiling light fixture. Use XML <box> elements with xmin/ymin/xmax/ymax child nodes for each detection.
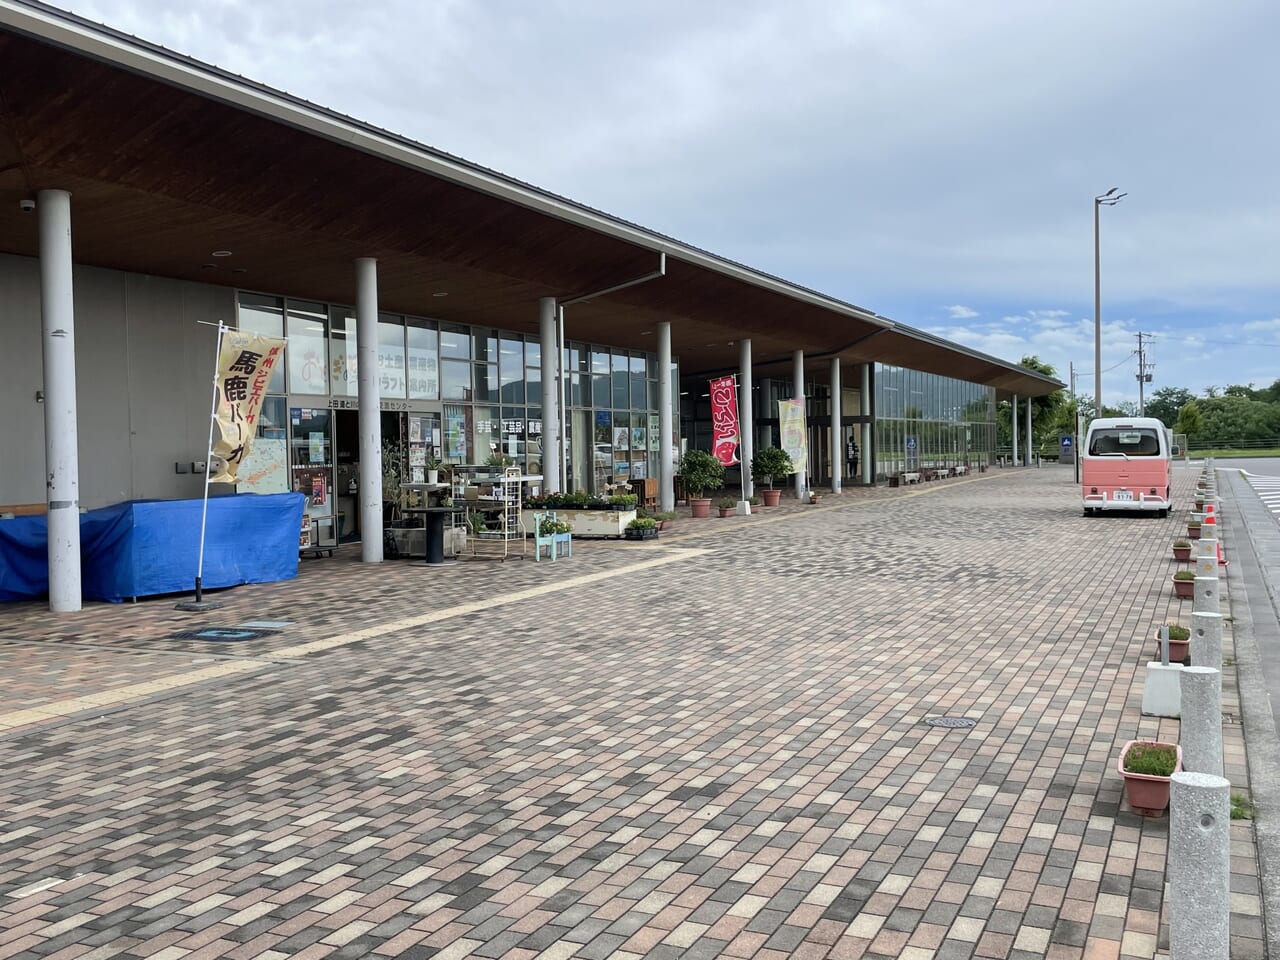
<box><xmin>432</xmin><ymin>291</ymin><xmax>448</xmax><ymax>297</ymax></box>
<box><xmin>211</xmin><ymin>250</ymin><xmax>233</xmax><ymax>257</ymax></box>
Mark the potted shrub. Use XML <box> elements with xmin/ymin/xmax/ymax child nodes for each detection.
<box><xmin>1187</xmin><ymin>519</ymin><xmax>1202</xmax><ymax>540</ymax></box>
<box><xmin>1117</xmin><ymin>740</ymin><xmax>1182</xmax><ymax>816</ymax></box>
<box><xmin>654</xmin><ymin>511</ymin><xmax>676</xmax><ymax>531</ymax></box>
<box><xmin>717</xmin><ymin>497</ymin><xmax>738</xmax><ymax>518</ymax></box>
<box><xmin>1171</xmin><ymin>539</ymin><xmax>1192</xmax><ymax>562</ymax></box>
<box><xmin>1172</xmin><ymin>569</ymin><xmax>1195</xmax><ymax>599</ymax></box>
<box><xmin>423</xmin><ymin>453</ymin><xmax>441</xmax><ymax>486</ymax></box>
<box><xmin>624</xmin><ymin>516</ymin><xmax>659</xmax><ymax>541</ymax></box>
<box><xmin>751</xmin><ymin>448</ymin><xmax>793</xmax><ymax>507</ymax></box>
<box><xmin>679</xmin><ymin>449</ymin><xmax>724</xmax><ymax>518</ymax></box>
<box><xmin>748</xmin><ymin>495</ymin><xmax>762</xmax><ymax>507</ymax></box>
<box><xmin>1153</xmin><ymin>623</ymin><xmax>1191</xmax><ymax>662</ymax></box>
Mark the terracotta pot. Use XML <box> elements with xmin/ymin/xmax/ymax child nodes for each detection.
<box><xmin>718</xmin><ymin>507</ymin><xmax>734</xmax><ymax>518</ymax></box>
<box><xmin>1172</xmin><ymin>546</ymin><xmax>1191</xmax><ymax>562</ymax></box>
<box><xmin>657</xmin><ymin>519</ymin><xmax>672</xmax><ymax>531</ymax></box>
<box><xmin>1153</xmin><ymin>632</ymin><xmax>1190</xmax><ymax>662</ymax></box>
<box><xmin>1187</xmin><ymin>525</ymin><xmax>1201</xmax><ymax>540</ymax></box>
<box><xmin>1118</xmin><ymin>740</ymin><xmax>1182</xmax><ymax>816</ymax></box>
<box><xmin>1172</xmin><ymin>577</ymin><xmax>1195</xmax><ymax>599</ymax></box>
<box><xmin>689</xmin><ymin>497</ymin><xmax>712</xmax><ymax>518</ymax></box>
<box><xmin>761</xmin><ymin>489</ymin><xmax>782</xmax><ymax>507</ymax></box>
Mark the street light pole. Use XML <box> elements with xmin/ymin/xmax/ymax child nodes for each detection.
<box><xmin>1093</xmin><ymin>187</ymin><xmax>1126</xmax><ymax>420</ymax></box>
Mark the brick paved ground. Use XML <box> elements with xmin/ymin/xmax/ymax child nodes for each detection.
<box><xmin>0</xmin><ymin>465</ymin><xmax>1268</xmax><ymax>959</ymax></box>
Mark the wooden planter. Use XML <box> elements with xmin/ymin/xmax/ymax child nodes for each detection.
<box><xmin>1172</xmin><ymin>576</ymin><xmax>1195</xmax><ymax>599</ymax></box>
<box><xmin>761</xmin><ymin>489</ymin><xmax>782</xmax><ymax>507</ymax></box>
<box><xmin>1118</xmin><ymin>740</ymin><xmax>1182</xmax><ymax>817</ymax></box>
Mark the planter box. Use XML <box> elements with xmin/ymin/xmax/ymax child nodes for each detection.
<box><xmin>1172</xmin><ymin>546</ymin><xmax>1191</xmax><ymax>562</ymax></box>
<box><xmin>1172</xmin><ymin>577</ymin><xmax>1195</xmax><ymax>599</ymax></box>
<box><xmin>558</xmin><ymin>508</ymin><xmax>637</xmax><ymax>538</ymax></box>
<box><xmin>1118</xmin><ymin>740</ymin><xmax>1182</xmax><ymax>816</ymax></box>
<box><xmin>623</xmin><ymin>526</ymin><xmax>658</xmax><ymax>541</ymax></box>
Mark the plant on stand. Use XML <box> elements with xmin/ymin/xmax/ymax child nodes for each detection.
<box><xmin>679</xmin><ymin>449</ymin><xmax>724</xmax><ymax>519</ymax></box>
<box><xmin>423</xmin><ymin>452</ymin><xmax>441</xmax><ymax>486</ymax></box>
<box><xmin>751</xmin><ymin>448</ymin><xmax>793</xmax><ymax>507</ymax></box>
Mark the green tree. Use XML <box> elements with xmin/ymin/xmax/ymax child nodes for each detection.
<box><xmin>1195</xmin><ymin>396</ymin><xmax>1280</xmax><ymax>444</ymax></box>
<box><xmin>1173</xmin><ymin>401</ymin><xmax>1205</xmax><ymax>439</ymax></box>
<box><xmin>1146</xmin><ymin>386</ymin><xmax>1195</xmax><ymax>428</ymax></box>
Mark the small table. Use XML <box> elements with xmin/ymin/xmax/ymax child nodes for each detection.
<box><xmin>401</xmin><ymin>505</ymin><xmax>464</xmax><ymax>565</ymax></box>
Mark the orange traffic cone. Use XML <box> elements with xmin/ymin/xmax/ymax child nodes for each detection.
<box><xmin>1218</xmin><ymin>541</ymin><xmax>1228</xmax><ymax>567</ymax></box>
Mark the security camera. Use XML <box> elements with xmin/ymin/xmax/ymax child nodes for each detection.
<box><xmin>18</xmin><ymin>199</ymin><xmax>35</xmax><ymax>213</ymax></box>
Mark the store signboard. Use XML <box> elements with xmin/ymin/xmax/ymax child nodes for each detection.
<box><xmin>210</xmin><ymin>330</ymin><xmax>286</xmax><ymax>483</ymax></box>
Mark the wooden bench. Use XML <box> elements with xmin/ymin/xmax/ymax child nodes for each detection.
<box><xmin>0</xmin><ymin>503</ymin><xmax>47</xmax><ymax>517</ymax></box>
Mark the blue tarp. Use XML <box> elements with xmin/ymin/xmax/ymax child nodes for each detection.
<box><xmin>0</xmin><ymin>493</ymin><xmax>306</xmax><ymax>602</ymax></box>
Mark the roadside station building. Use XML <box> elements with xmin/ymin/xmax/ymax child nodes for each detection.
<box><xmin>0</xmin><ymin>0</ymin><xmax>1061</xmax><ymax>610</ymax></box>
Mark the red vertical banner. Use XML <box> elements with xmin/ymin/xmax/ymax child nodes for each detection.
<box><xmin>709</xmin><ymin>375</ymin><xmax>740</xmax><ymax>466</ymax></box>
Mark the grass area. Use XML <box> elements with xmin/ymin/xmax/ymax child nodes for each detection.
<box><xmin>1231</xmin><ymin>792</ymin><xmax>1255</xmax><ymax>821</ymax></box>
<box><xmin>1186</xmin><ymin>448</ymin><xmax>1280</xmax><ymax>458</ymax></box>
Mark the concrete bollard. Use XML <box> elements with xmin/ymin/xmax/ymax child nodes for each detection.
<box><xmin>1193</xmin><ymin>576</ymin><xmax>1219</xmax><ymax>614</ymax></box>
<box><xmin>1194</xmin><ymin>552</ymin><xmax>1218</xmax><ymax>578</ymax></box>
<box><xmin>1198</xmin><ymin>536</ymin><xmax>1218</xmax><ymax>560</ymax></box>
<box><xmin>1191</xmin><ymin>611</ymin><xmax>1225</xmax><ymax>672</ymax></box>
<box><xmin>1170</xmin><ymin>771</ymin><xmax>1231</xmax><ymax>960</ymax></box>
<box><xmin>1179</xmin><ymin>666</ymin><xmax>1223</xmax><ymax>776</ymax></box>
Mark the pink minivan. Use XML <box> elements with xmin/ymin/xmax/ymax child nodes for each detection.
<box><xmin>1081</xmin><ymin>417</ymin><xmax>1173</xmax><ymax>516</ymax></box>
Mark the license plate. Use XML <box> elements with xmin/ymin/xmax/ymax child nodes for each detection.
<box><xmin>1113</xmin><ymin>490</ymin><xmax>1133</xmax><ymax>502</ymax></box>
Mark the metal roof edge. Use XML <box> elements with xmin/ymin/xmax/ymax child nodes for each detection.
<box><xmin>885</xmin><ymin>322</ymin><xmax>1066</xmax><ymax>391</ymax></box>
<box><xmin>0</xmin><ymin>0</ymin><xmax>893</xmax><ymax>331</ymax></box>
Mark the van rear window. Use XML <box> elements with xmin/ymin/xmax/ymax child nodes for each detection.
<box><xmin>1088</xmin><ymin>428</ymin><xmax>1162</xmax><ymax>456</ymax></box>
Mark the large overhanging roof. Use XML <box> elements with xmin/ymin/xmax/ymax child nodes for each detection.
<box><xmin>0</xmin><ymin>0</ymin><xmax>1062</xmax><ymax>400</ymax></box>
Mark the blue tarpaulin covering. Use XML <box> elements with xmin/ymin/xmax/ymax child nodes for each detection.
<box><xmin>0</xmin><ymin>493</ymin><xmax>306</xmax><ymax>602</ymax></box>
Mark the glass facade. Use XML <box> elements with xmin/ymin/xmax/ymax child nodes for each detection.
<box><xmin>874</xmin><ymin>364</ymin><xmax>996</xmax><ymax>480</ymax></box>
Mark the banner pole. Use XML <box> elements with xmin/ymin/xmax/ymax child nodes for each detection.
<box><xmin>194</xmin><ymin>321</ymin><xmax>225</xmax><ymax>604</ymax></box>
<box><xmin>736</xmin><ymin>375</ymin><xmax>746</xmax><ymax>505</ymax></box>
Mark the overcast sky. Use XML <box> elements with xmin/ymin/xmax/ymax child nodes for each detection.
<box><xmin>66</xmin><ymin>0</ymin><xmax>1280</xmax><ymax>405</ymax></box>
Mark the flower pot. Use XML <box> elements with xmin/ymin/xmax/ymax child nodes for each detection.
<box><xmin>1118</xmin><ymin>740</ymin><xmax>1182</xmax><ymax>817</ymax></box>
<box><xmin>1187</xmin><ymin>525</ymin><xmax>1201</xmax><ymax>540</ymax></box>
<box><xmin>718</xmin><ymin>507</ymin><xmax>734</xmax><ymax>518</ymax></box>
<box><xmin>689</xmin><ymin>497</ymin><xmax>712</xmax><ymax>518</ymax></box>
<box><xmin>1172</xmin><ymin>577</ymin><xmax>1195</xmax><ymax>599</ymax></box>
<box><xmin>1172</xmin><ymin>545</ymin><xmax>1191</xmax><ymax>562</ymax></box>
<box><xmin>426</xmin><ymin>469</ymin><xmax>439</xmax><ymax>485</ymax></box>
<box><xmin>761</xmin><ymin>489</ymin><xmax>782</xmax><ymax>507</ymax></box>
<box><xmin>657</xmin><ymin>519</ymin><xmax>672</xmax><ymax>531</ymax></box>
<box><xmin>1153</xmin><ymin>631</ymin><xmax>1190</xmax><ymax>662</ymax></box>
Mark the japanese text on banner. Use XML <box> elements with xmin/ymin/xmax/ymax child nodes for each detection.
<box><xmin>778</xmin><ymin>398</ymin><xmax>808</xmax><ymax>476</ymax></box>
<box><xmin>709</xmin><ymin>375</ymin><xmax>740</xmax><ymax>466</ymax></box>
<box><xmin>210</xmin><ymin>331</ymin><xmax>286</xmax><ymax>483</ymax></box>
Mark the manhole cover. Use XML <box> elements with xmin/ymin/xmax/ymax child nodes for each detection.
<box><xmin>167</xmin><ymin>627</ymin><xmax>279</xmax><ymax>643</ymax></box>
<box><xmin>923</xmin><ymin>716</ymin><xmax>977</xmax><ymax>729</ymax></box>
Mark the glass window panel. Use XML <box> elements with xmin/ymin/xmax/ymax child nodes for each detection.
<box><xmin>569</xmin><ymin>343</ymin><xmax>586</xmax><ymax>373</ymax></box>
<box><xmin>499</xmin><ymin>336</ymin><xmax>524</xmax><ymax>404</ymax></box>
<box><xmin>407</xmin><ymin>319</ymin><xmax>439</xmax><ymax>400</ymax></box>
<box><xmin>524</xmin><ymin>339</ymin><xmax>541</xmax><ymax>369</ymax></box>
<box><xmin>237</xmin><ymin>293</ymin><xmax>286</xmax><ymax>394</ymax></box>
<box><xmin>472</xmin><ymin>406</ymin><xmax>499</xmax><ymax>463</ymax></box>
<box><xmin>473</xmin><ymin>329</ymin><xmax>498</xmax><ymax>363</ymax></box>
<box><xmin>591</xmin><ymin>349</ymin><xmax>610</xmax><ymax>375</ymax></box>
<box><xmin>591</xmin><ymin>373</ymin><xmax>610</xmax><ymax>409</ymax></box>
<box><xmin>329</xmin><ymin>307</ymin><xmax>358</xmax><ymax>397</ymax></box>
<box><xmin>286</xmin><ymin>301</ymin><xmax>328</xmax><ymax>395</ymax></box>
<box><xmin>441</xmin><ymin>359</ymin><xmax>472</xmax><ymax>401</ymax></box>
<box><xmin>257</xmin><ymin>395</ymin><xmax>287</xmax><ymax>439</ymax></box>
<box><xmin>612</xmin><ymin>353</ymin><xmax>629</xmax><ymax>408</ymax></box>
<box><xmin>440</xmin><ymin>322</ymin><xmax>471</xmax><ymax>360</ymax></box>
<box><xmin>377</xmin><ymin>316</ymin><xmax>406</xmax><ymax>399</ymax></box>
<box><xmin>472</xmin><ymin>363</ymin><xmax>498</xmax><ymax>402</ymax></box>
<box><xmin>570</xmin><ymin>373</ymin><xmax>582</xmax><ymax>408</ymax></box>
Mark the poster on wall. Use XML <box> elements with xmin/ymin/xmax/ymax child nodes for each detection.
<box><xmin>709</xmin><ymin>375</ymin><xmax>740</xmax><ymax>466</ymax></box>
<box><xmin>444</xmin><ymin>405</ymin><xmax>467</xmax><ymax>461</ymax></box>
<box><xmin>778</xmin><ymin>398</ymin><xmax>808</xmax><ymax>476</ymax></box>
<box><xmin>208</xmin><ymin>329</ymin><xmax>286</xmax><ymax>484</ymax></box>
<box><xmin>632</xmin><ymin>425</ymin><xmax>647</xmax><ymax>451</ymax></box>
<box><xmin>308</xmin><ymin>432</ymin><xmax>325</xmax><ymax>463</ymax></box>
<box><xmin>311</xmin><ymin>475</ymin><xmax>326</xmax><ymax>505</ymax></box>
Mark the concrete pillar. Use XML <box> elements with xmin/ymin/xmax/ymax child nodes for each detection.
<box><xmin>1025</xmin><ymin>394</ymin><xmax>1033</xmax><ymax>465</ymax></box>
<box><xmin>355</xmin><ymin>258</ymin><xmax>382</xmax><ymax>563</ymax></box>
<box><xmin>658</xmin><ymin>321</ymin><xmax>674</xmax><ymax>512</ymax></box>
<box><xmin>830</xmin><ymin>358</ymin><xmax>842</xmax><ymax>494</ymax></box>
<box><xmin>860</xmin><ymin>364</ymin><xmax>871</xmax><ymax>485</ymax></box>
<box><xmin>1191</xmin><ymin>612</ymin><xmax>1225</xmax><ymax>674</ymax></box>
<box><xmin>38</xmin><ymin>189</ymin><xmax>82</xmax><ymax>612</ymax></box>
<box><xmin>793</xmin><ymin>350</ymin><xmax>806</xmax><ymax>498</ymax></box>
<box><xmin>1180</xmin><ymin>666</ymin><xmax>1224</xmax><ymax>776</ymax></box>
<box><xmin>1170</xmin><ymin>771</ymin><xmax>1231</xmax><ymax>960</ymax></box>
<box><xmin>1198</xmin><ymin>536</ymin><xmax>1218</xmax><ymax>560</ymax></box>
<box><xmin>1194</xmin><ymin>551</ymin><xmax>1217</xmax><ymax>579</ymax></box>
<box><xmin>538</xmin><ymin>298</ymin><xmax>561</xmax><ymax>494</ymax></box>
<box><xmin>1193</xmin><ymin>576</ymin><xmax>1219</xmax><ymax>614</ymax></box>
<box><xmin>740</xmin><ymin>339</ymin><xmax>754</xmax><ymax>499</ymax></box>
<box><xmin>1011</xmin><ymin>395</ymin><xmax>1019</xmax><ymax>466</ymax></box>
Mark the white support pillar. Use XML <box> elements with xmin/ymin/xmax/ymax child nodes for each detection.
<box><xmin>1011</xmin><ymin>395</ymin><xmax>1019</xmax><ymax>466</ymax></box>
<box><xmin>740</xmin><ymin>339</ymin><xmax>754</xmax><ymax>498</ymax></box>
<box><xmin>793</xmin><ymin>350</ymin><xmax>806</xmax><ymax>498</ymax></box>
<box><xmin>658</xmin><ymin>321</ymin><xmax>674</xmax><ymax>512</ymax></box>
<box><xmin>1025</xmin><ymin>395</ymin><xmax>1033</xmax><ymax>465</ymax></box>
<box><xmin>860</xmin><ymin>364</ymin><xmax>872</xmax><ymax>485</ymax></box>
<box><xmin>830</xmin><ymin>358</ymin><xmax>842</xmax><ymax>493</ymax></box>
<box><xmin>38</xmin><ymin>189</ymin><xmax>82</xmax><ymax>612</ymax></box>
<box><xmin>355</xmin><ymin>258</ymin><xmax>382</xmax><ymax>563</ymax></box>
<box><xmin>539</xmin><ymin>298</ymin><xmax>561</xmax><ymax>493</ymax></box>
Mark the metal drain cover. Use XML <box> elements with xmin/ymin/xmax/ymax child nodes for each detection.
<box><xmin>167</xmin><ymin>627</ymin><xmax>280</xmax><ymax>643</ymax></box>
<box><xmin>923</xmin><ymin>716</ymin><xmax>977</xmax><ymax>729</ymax></box>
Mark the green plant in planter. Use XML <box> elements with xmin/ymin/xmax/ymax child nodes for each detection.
<box><xmin>718</xmin><ymin>497</ymin><xmax>738</xmax><ymax>509</ymax></box>
<box><xmin>486</xmin><ymin>452</ymin><xmax>515</xmax><ymax>468</ymax></box>
<box><xmin>423</xmin><ymin>452</ymin><xmax>440</xmax><ymax>471</ymax></box>
<box><xmin>1160</xmin><ymin>623</ymin><xmax>1190</xmax><ymax>641</ymax></box>
<box><xmin>1172</xmin><ymin>539</ymin><xmax>1190</xmax><ymax>548</ymax></box>
<box><xmin>679</xmin><ymin>449</ymin><xmax>724</xmax><ymax>499</ymax></box>
<box><xmin>627</xmin><ymin>516</ymin><xmax>658</xmax><ymax>530</ymax></box>
<box><xmin>748</xmin><ymin>495</ymin><xmax>762</xmax><ymax>506</ymax></box>
<box><xmin>608</xmin><ymin>494</ymin><xmax>638</xmax><ymax>509</ymax></box>
<box><xmin>1173</xmin><ymin>570</ymin><xmax>1196</xmax><ymax>581</ymax></box>
<box><xmin>1123</xmin><ymin>742</ymin><xmax>1178</xmax><ymax>776</ymax></box>
<box><xmin>751</xmin><ymin>447</ymin><xmax>793</xmax><ymax>489</ymax></box>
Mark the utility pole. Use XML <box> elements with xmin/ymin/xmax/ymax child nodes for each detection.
<box><xmin>1070</xmin><ymin>361</ymin><xmax>1080</xmax><ymax>484</ymax></box>
<box><xmin>1135</xmin><ymin>332</ymin><xmax>1154</xmax><ymax>416</ymax></box>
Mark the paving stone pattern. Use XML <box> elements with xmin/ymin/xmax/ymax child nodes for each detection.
<box><xmin>0</xmin><ymin>466</ymin><xmax>1266</xmax><ymax>959</ymax></box>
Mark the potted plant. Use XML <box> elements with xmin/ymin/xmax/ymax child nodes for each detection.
<box><xmin>679</xmin><ymin>449</ymin><xmax>724</xmax><ymax>518</ymax></box>
<box><xmin>1117</xmin><ymin>740</ymin><xmax>1182</xmax><ymax>816</ymax></box>
<box><xmin>805</xmin><ymin>489</ymin><xmax>821</xmax><ymax>504</ymax></box>
<box><xmin>718</xmin><ymin>497</ymin><xmax>737</xmax><ymax>518</ymax></box>
<box><xmin>1171</xmin><ymin>539</ymin><xmax>1192</xmax><ymax>562</ymax></box>
<box><xmin>748</xmin><ymin>495</ymin><xmax>762</xmax><ymax>507</ymax></box>
<box><xmin>1187</xmin><ymin>519</ymin><xmax>1202</xmax><ymax>540</ymax></box>
<box><xmin>751</xmin><ymin>448</ymin><xmax>793</xmax><ymax>507</ymax></box>
<box><xmin>423</xmin><ymin>453</ymin><xmax>441</xmax><ymax>486</ymax></box>
<box><xmin>624</xmin><ymin>516</ymin><xmax>659</xmax><ymax>541</ymax></box>
<box><xmin>1172</xmin><ymin>569</ymin><xmax>1196</xmax><ymax>599</ymax></box>
<box><xmin>608</xmin><ymin>494</ymin><xmax>638</xmax><ymax>512</ymax></box>
<box><xmin>1153</xmin><ymin>623</ymin><xmax>1191</xmax><ymax>662</ymax></box>
<box><xmin>654</xmin><ymin>511</ymin><xmax>676</xmax><ymax>531</ymax></box>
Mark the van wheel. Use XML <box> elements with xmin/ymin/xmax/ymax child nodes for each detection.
<box><xmin>1158</xmin><ymin>508</ymin><xmax>1168</xmax><ymax>518</ymax></box>
<box><xmin>1083</xmin><ymin>508</ymin><xmax>1092</xmax><ymax>517</ymax></box>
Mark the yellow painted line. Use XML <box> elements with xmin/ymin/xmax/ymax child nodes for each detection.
<box><xmin>0</xmin><ymin>548</ymin><xmax>708</xmax><ymax>730</ymax></box>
